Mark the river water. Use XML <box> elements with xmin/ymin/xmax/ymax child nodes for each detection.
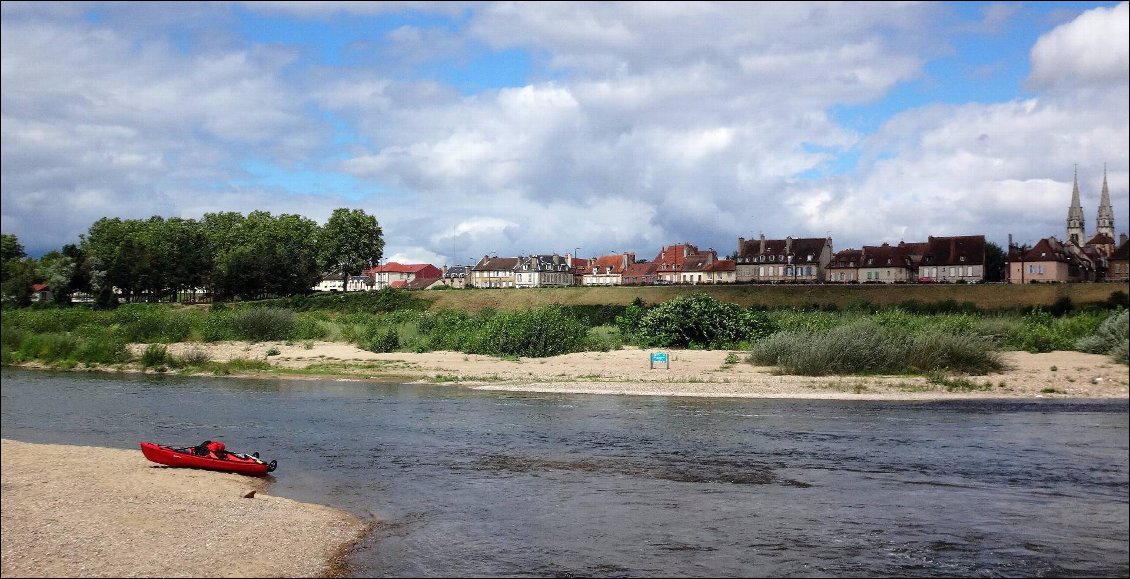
<box><xmin>2</xmin><ymin>368</ymin><xmax>1127</xmax><ymax>577</ymax></box>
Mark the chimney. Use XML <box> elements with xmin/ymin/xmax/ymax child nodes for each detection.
<box><xmin>786</xmin><ymin>236</ymin><xmax>793</xmax><ymax>254</ymax></box>
<box><xmin>738</xmin><ymin>237</ymin><xmax>745</xmax><ymax>258</ymax></box>
<box><xmin>759</xmin><ymin>233</ymin><xmax>766</xmax><ymax>254</ymax></box>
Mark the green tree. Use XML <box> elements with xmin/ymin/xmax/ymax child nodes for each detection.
<box><xmin>1</xmin><ymin>233</ymin><xmax>26</xmax><ymax>267</ymax></box>
<box><xmin>36</xmin><ymin>250</ymin><xmax>76</xmax><ymax>304</ymax></box>
<box><xmin>984</xmin><ymin>241</ymin><xmax>1006</xmax><ymax>283</ymax></box>
<box><xmin>3</xmin><ymin>258</ymin><xmax>37</xmax><ymax>307</ymax></box>
<box><xmin>204</xmin><ymin>211</ymin><xmax>321</xmax><ymax>300</ymax></box>
<box><xmin>2</xmin><ymin>233</ymin><xmax>31</xmax><ymax>303</ymax></box>
<box><xmin>317</xmin><ymin>208</ymin><xmax>384</xmax><ymax>292</ymax></box>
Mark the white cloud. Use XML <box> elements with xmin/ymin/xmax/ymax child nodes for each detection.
<box><xmin>1028</xmin><ymin>2</ymin><xmax>1129</xmax><ymax>92</ymax></box>
<box><xmin>2</xmin><ymin>1</ymin><xmax>1127</xmax><ymax>265</ymax></box>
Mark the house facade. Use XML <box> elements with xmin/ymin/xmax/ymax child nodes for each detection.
<box><xmin>858</xmin><ymin>243</ymin><xmax>916</xmax><ymax>283</ymax></box>
<box><xmin>622</xmin><ymin>261</ymin><xmax>659</xmax><ymax>285</ymax></box>
<box><xmin>367</xmin><ymin>262</ymin><xmax>443</xmax><ymax>290</ymax></box>
<box><xmin>653</xmin><ymin>243</ymin><xmax>705</xmax><ymax>284</ymax></box>
<box><xmin>735</xmin><ymin>235</ymin><xmax>832</xmax><ymax>283</ymax></box>
<box><xmin>916</xmin><ymin>235</ymin><xmax>986</xmax><ymax>283</ymax></box>
<box><xmin>313</xmin><ymin>273</ymin><xmax>372</xmax><ymax>292</ymax></box>
<box><xmin>1009</xmin><ymin>237</ymin><xmax>1095</xmax><ymax>283</ymax></box>
<box><xmin>435</xmin><ymin>265</ymin><xmax>472</xmax><ymax>289</ymax></box>
<box><xmin>679</xmin><ymin>251</ymin><xmax>715</xmax><ymax>285</ymax></box>
<box><xmin>514</xmin><ymin>254</ymin><xmax>573</xmax><ymax>288</ymax></box>
<box><xmin>825</xmin><ymin>248</ymin><xmax>862</xmax><ymax>283</ymax></box>
<box><xmin>583</xmin><ymin>253</ymin><xmax>634</xmax><ymax>286</ymax></box>
<box><xmin>471</xmin><ymin>256</ymin><xmax>520</xmax><ymax>288</ymax></box>
<box><xmin>1108</xmin><ymin>238</ymin><xmax>1130</xmax><ymax>282</ymax></box>
<box><xmin>702</xmin><ymin>259</ymin><xmax>736</xmax><ymax>284</ymax></box>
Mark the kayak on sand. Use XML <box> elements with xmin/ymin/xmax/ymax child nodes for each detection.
<box><xmin>140</xmin><ymin>440</ymin><xmax>277</xmax><ymax>476</ymax></box>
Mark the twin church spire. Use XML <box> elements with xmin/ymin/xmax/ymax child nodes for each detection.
<box><xmin>1067</xmin><ymin>165</ymin><xmax>1115</xmax><ymax>246</ymax></box>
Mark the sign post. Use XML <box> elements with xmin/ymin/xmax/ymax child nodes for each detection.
<box><xmin>650</xmin><ymin>351</ymin><xmax>669</xmax><ymax>370</ymax></box>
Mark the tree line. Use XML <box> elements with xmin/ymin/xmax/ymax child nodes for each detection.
<box><xmin>1</xmin><ymin>208</ymin><xmax>384</xmax><ymax>307</ymax></box>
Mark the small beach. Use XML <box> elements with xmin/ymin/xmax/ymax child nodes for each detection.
<box><xmin>126</xmin><ymin>340</ymin><xmax>1130</xmax><ymax>400</ymax></box>
<box><xmin>0</xmin><ymin>439</ymin><xmax>367</xmax><ymax>578</ymax></box>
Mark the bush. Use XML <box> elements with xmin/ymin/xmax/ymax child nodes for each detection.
<box><xmin>141</xmin><ymin>344</ymin><xmax>169</xmax><ymax>368</ymax></box>
<box><xmin>635</xmin><ymin>294</ymin><xmax>764</xmax><ymax>349</ymax></box>
<box><xmin>367</xmin><ymin>327</ymin><xmax>401</xmax><ymax>353</ymax></box>
<box><xmin>749</xmin><ymin>321</ymin><xmax>1002</xmax><ymax>376</ymax></box>
<box><xmin>176</xmin><ymin>347</ymin><xmax>212</xmax><ymax>367</ymax></box>
<box><xmin>232</xmin><ymin>308</ymin><xmax>296</xmax><ymax>341</ymax></box>
<box><xmin>469</xmin><ymin>305</ymin><xmax>590</xmax><ymax>358</ymax></box>
<box><xmin>1076</xmin><ymin>310</ymin><xmax>1129</xmax><ymax>364</ymax></box>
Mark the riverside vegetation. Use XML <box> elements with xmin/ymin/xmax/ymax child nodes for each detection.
<box><xmin>2</xmin><ymin>287</ymin><xmax>1127</xmax><ymax>378</ymax></box>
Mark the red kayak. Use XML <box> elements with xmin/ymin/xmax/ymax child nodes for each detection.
<box><xmin>140</xmin><ymin>441</ymin><xmax>277</xmax><ymax>477</ymax></box>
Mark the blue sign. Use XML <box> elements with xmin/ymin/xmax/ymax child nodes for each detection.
<box><xmin>650</xmin><ymin>352</ymin><xmax>668</xmax><ymax>363</ymax></box>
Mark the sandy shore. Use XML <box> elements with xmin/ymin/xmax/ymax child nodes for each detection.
<box><xmin>0</xmin><ymin>439</ymin><xmax>368</xmax><ymax>578</ymax></box>
<box><xmin>124</xmin><ymin>340</ymin><xmax>1130</xmax><ymax>400</ymax></box>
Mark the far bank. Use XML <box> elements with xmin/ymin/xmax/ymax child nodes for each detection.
<box><xmin>416</xmin><ymin>282</ymin><xmax>1130</xmax><ymax>312</ymax></box>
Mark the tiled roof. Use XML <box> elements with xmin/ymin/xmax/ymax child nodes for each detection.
<box><xmin>828</xmin><ymin>249</ymin><xmax>862</xmax><ymax>268</ymax></box>
<box><xmin>590</xmin><ymin>254</ymin><xmax>629</xmax><ymax>274</ymax></box>
<box><xmin>919</xmin><ymin>235</ymin><xmax>986</xmax><ymax>267</ymax></box>
<box><xmin>444</xmin><ymin>265</ymin><xmax>471</xmax><ymax>278</ymax></box>
<box><xmin>405</xmin><ymin>277</ymin><xmax>441</xmax><ymax>290</ymax></box>
<box><xmin>681</xmin><ymin>253</ymin><xmax>714</xmax><ymax>272</ymax></box>
<box><xmin>369</xmin><ymin>262</ymin><xmax>438</xmax><ymax>274</ymax></box>
<box><xmin>653</xmin><ymin>244</ymin><xmax>700</xmax><ymax>270</ymax></box>
<box><xmin>1022</xmin><ymin>237</ymin><xmax>1086</xmax><ymax>265</ymax></box>
<box><xmin>1086</xmin><ymin>233</ymin><xmax>1116</xmax><ymax>247</ymax></box>
<box><xmin>623</xmin><ymin>262</ymin><xmax>659</xmax><ymax>278</ymax></box>
<box><xmin>473</xmin><ymin>256</ymin><xmax>520</xmax><ymax>271</ymax></box>
<box><xmin>1111</xmin><ymin>240</ymin><xmax>1130</xmax><ymax>261</ymax></box>
<box><xmin>738</xmin><ymin>237</ymin><xmax>827</xmax><ymax>263</ymax></box>
<box><xmin>862</xmin><ymin>244</ymin><xmax>913</xmax><ymax>268</ymax></box>
<box><xmin>703</xmin><ymin>259</ymin><xmax>735</xmax><ymax>272</ymax></box>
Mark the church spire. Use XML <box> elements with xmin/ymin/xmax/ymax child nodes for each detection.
<box><xmin>1096</xmin><ymin>163</ymin><xmax>1115</xmax><ymax>238</ymax></box>
<box><xmin>1066</xmin><ymin>164</ymin><xmax>1086</xmax><ymax>245</ymax></box>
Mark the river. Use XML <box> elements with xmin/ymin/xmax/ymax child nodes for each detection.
<box><xmin>2</xmin><ymin>368</ymin><xmax>1127</xmax><ymax>577</ymax></box>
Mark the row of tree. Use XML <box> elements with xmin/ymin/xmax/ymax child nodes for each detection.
<box><xmin>1</xmin><ymin>208</ymin><xmax>384</xmax><ymax>307</ymax></box>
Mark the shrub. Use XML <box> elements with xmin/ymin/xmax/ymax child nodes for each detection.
<box><xmin>635</xmin><ymin>294</ymin><xmax>762</xmax><ymax>349</ymax></box>
<box><xmin>77</xmin><ymin>332</ymin><xmax>128</xmax><ymax>364</ymax></box>
<box><xmin>904</xmin><ymin>332</ymin><xmax>1004</xmax><ymax>375</ymax></box>
<box><xmin>140</xmin><ymin>344</ymin><xmax>169</xmax><ymax>368</ymax></box>
<box><xmin>367</xmin><ymin>327</ymin><xmax>401</xmax><ymax>353</ymax></box>
<box><xmin>1076</xmin><ymin>310</ymin><xmax>1129</xmax><ymax>364</ymax></box>
<box><xmin>200</xmin><ymin>312</ymin><xmax>235</xmax><ymax>342</ymax></box>
<box><xmin>176</xmin><ymin>347</ymin><xmax>212</xmax><ymax>367</ymax></box>
<box><xmin>232</xmin><ymin>308</ymin><xmax>296</xmax><ymax>341</ymax></box>
<box><xmin>749</xmin><ymin>321</ymin><xmax>1002</xmax><ymax>376</ymax></box>
<box><xmin>469</xmin><ymin>305</ymin><xmax>590</xmax><ymax>358</ymax></box>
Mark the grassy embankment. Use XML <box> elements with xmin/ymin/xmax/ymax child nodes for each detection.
<box><xmin>418</xmin><ymin>282</ymin><xmax>1129</xmax><ymax>311</ymax></box>
<box><xmin>2</xmin><ymin>283</ymin><xmax>1127</xmax><ymax>378</ymax></box>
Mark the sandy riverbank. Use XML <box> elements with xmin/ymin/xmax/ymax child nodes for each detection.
<box><xmin>0</xmin><ymin>439</ymin><xmax>368</xmax><ymax>578</ymax></box>
<box><xmin>120</xmin><ymin>340</ymin><xmax>1130</xmax><ymax>400</ymax></box>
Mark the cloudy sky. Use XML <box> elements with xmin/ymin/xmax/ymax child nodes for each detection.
<box><xmin>2</xmin><ymin>1</ymin><xmax>1128</xmax><ymax>264</ymax></box>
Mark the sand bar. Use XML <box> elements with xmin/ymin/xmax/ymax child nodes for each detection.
<box><xmin>1</xmin><ymin>439</ymin><xmax>367</xmax><ymax>578</ymax></box>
